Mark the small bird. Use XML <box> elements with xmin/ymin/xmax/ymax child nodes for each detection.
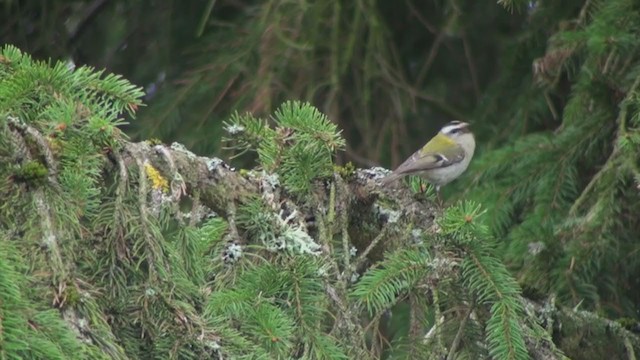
<box><xmin>381</xmin><ymin>121</ymin><xmax>476</xmax><ymax>194</ymax></box>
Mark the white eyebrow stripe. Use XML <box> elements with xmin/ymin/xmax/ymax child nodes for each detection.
<box><xmin>441</xmin><ymin>125</ymin><xmax>461</xmax><ymax>134</ymax></box>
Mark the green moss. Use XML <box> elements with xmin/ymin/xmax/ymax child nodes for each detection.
<box><xmin>64</xmin><ymin>282</ymin><xmax>81</xmax><ymax>307</ymax></box>
<box><xmin>147</xmin><ymin>138</ymin><xmax>164</xmax><ymax>146</ymax></box>
<box><xmin>334</xmin><ymin>162</ymin><xmax>356</xmax><ymax>180</ymax></box>
<box><xmin>13</xmin><ymin>161</ymin><xmax>48</xmax><ymax>185</ymax></box>
<box><xmin>616</xmin><ymin>317</ymin><xmax>638</xmax><ymax>331</ymax></box>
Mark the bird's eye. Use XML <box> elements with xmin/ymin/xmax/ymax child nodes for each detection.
<box><xmin>450</xmin><ymin>128</ymin><xmax>460</xmax><ymax>134</ymax></box>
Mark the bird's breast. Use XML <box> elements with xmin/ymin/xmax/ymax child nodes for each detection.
<box><xmin>421</xmin><ymin>155</ymin><xmax>472</xmax><ymax>186</ymax></box>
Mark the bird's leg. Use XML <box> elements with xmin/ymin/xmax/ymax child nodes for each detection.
<box><xmin>435</xmin><ymin>185</ymin><xmax>444</xmax><ymax>207</ymax></box>
<box><xmin>419</xmin><ymin>179</ymin><xmax>427</xmax><ymax>194</ymax></box>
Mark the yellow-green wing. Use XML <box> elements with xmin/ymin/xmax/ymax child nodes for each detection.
<box><xmin>391</xmin><ymin>137</ymin><xmax>465</xmax><ymax>176</ymax></box>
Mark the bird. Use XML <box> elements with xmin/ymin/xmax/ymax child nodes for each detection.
<box><xmin>381</xmin><ymin>121</ymin><xmax>475</xmax><ymax>195</ymax></box>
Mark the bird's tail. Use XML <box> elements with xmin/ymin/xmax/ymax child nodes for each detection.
<box><xmin>380</xmin><ymin>172</ymin><xmax>405</xmax><ymax>186</ymax></box>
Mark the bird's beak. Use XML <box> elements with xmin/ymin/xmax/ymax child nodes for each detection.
<box><xmin>457</xmin><ymin>122</ymin><xmax>471</xmax><ymax>134</ymax></box>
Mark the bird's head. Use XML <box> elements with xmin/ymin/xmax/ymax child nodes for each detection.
<box><xmin>439</xmin><ymin>121</ymin><xmax>475</xmax><ymax>151</ymax></box>
<box><xmin>440</xmin><ymin>121</ymin><xmax>471</xmax><ymax>138</ymax></box>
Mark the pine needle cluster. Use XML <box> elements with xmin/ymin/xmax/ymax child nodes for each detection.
<box><xmin>224</xmin><ymin>100</ymin><xmax>345</xmax><ymax>196</ymax></box>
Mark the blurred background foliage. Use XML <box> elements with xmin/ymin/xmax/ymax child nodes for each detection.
<box><xmin>2</xmin><ymin>0</ymin><xmax>527</xmax><ymax>161</ymax></box>
<box><xmin>3</xmin><ymin>0</ymin><xmax>640</xmax><ymax>321</ymax></box>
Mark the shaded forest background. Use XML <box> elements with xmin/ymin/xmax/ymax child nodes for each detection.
<box><xmin>3</xmin><ymin>0</ymin><xmax>533</xmax><ymax>161</ymax></box>
<box><xmin>2</xmin><ymin>0</ymin><xmax>640</xmax><ymax>358</ymax></box>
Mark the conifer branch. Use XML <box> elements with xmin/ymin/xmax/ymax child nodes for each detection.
<box><xmin>569</xmin><ymin>73</ymin><xmax>640</xmax><ymax>216</ymax></box>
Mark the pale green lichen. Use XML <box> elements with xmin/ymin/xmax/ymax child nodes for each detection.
<box><xmin>262</xmin><ymin>171</ymin><xmax>280</xmax><ymax>187</ymax></box>
<box><xmin>206</xmin><ymin>157</ymin><xmax>225</xmax><ymax>172</ymax></box>
<box><xmin>360</xmin><ymin>167</ymin><xmax>392</xmax><ymax>181</ymax></box>
<box><xmin>224</xmin><ymin>123</ymin><xmax>246</xmax><ymax>135</ymax></box>
<box><xmin>411</xmin><ymin>229</ymin><xmax>424</xmax><ymax>245</ymax></box>
<box><xmin>528</xmin><ymin>241</ymin><xmax>546</xmax><ymax>255</ymax></box>
<box><xmin>278</xmin><ymin>226</ymin><xmax>321</xmax><ymax>255</ymax></box>
<box><xmin>223</xmin><ymin>243</ymin><xmax>243</xmax><ymax>264</ymax></box>
<box><xmin>350</xmin><ymin>272</ymin><xmax>360</xmax><ymax>283</ymax></box>
<box><xmin>258</xmin><ymin>209</ymin><xmax>321</xmax><ymax>256</ymax></box>
<box><xmin>350</xmin><ymin>246</ymin><xmax>358</xmax><ymax>257</ymax></box>
<box><xmin>316</xmin><ymin>264</ymin><xmax>331</xmax><ymax>278</ymax></box>
<box><xmin>170</xmin><ymin>142</ymin><xmax>197</xmax><ymax>159</ymax></box>
<box><xmin>375</xmin><ymin>203</ymin><xmax>400</xmax><ymax>224</ymax></box>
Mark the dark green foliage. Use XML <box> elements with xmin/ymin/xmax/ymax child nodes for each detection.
<box><xmin>0</xmin><ymin>238</ymin><xmax>98</xmax><ymax>360</ymax></box>
<box><xmin>206</xmin><ymin>258</ymin><xmax>348</xmax><ymax>359</ymax></box>
<box><xmin>451</xmin><ymin>203</ymin><xmax>528</xmax><ymax>360</ymax></box>
<box><xmin>497</xmin><ymin>0</ymin><xmax>531</xmax><ymax>11</ymax></box>
<box><xmin>463</xmin><ymin>0</ymin><xmax>640</xmax><ymax>318</ymax></box>
<box><xmin>352</xmin><ymin>248</ymin><xmax>431</xmax><ymax>316</ymax></box>
<box><xmin>350</xmin><ymin>201</ymin><xmax>535</xmax><ymax>359</ymax></box>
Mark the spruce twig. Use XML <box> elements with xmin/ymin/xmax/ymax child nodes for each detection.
<box><xmin>569</xmin><ymin>73</ymin><xmax>640</xmax><ymax>215</ymax></box>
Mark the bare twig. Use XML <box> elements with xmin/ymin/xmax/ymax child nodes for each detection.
<box><xmin>447</xmin><ymin>300</ymin><xmax>475</xmax><ymax>360</ymax></box>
